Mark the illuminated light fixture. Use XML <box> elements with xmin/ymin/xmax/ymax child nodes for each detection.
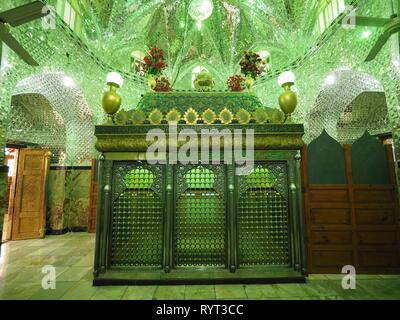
<box><xmin>278</xmin><ymin>71</ymin><xmax>295</xmax><ymax>87</ymax></box>
<box><xmin>63</xmin><ymin>76</ymin><xmax>74</xmax><ymax>87</ymax></box>
<box><xmin>278</xmin><ymin>71</ymin><xmax>297</xmax><ymax>123</ymax></box>
<box><xmin>325</xmin><ymin>74</ymin><xmax>336</xmax><ymax>85</ymax></box>
<box><xmin>258</xmin><ymin>50</ymin><xmax>271</xmax><ymax>60</ymax></box>
<box><xmin>189</xmin><ymin>0</ymin><xmax>214</xmax><ymax>23</ymax></box>
<box><xmin>362</xmin><ymin>30</ymin><xmax>371</xmax><ymax>39</ymax></box>
<box><xmin>106</xmin><ymin>71</ymin><xmax>124</xmax><ymax>87</ymax></box>
<box><xmin>102</xmin><ymin>72</ymin><xmax>123</xmax><ymax>124</ymax></box>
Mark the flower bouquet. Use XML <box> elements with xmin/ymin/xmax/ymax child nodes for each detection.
<box><xmin>144</xmin><ymin>46</ymin><xmax>170</xmax><ymax>91</ymax></box>
<box><xmin>227</xmin><ymin>75</ymin><xmax>245</xmax><ymax>92</ymax></box>
<box><xmin>239</xmin><ymin>51</ymin><xmax>265</xmax><ymax>80</ymax></box>
<box><xmin>154</xmin><ymin>76</ymin><xmax>171</xmax><ymax>92</ymax></box>
<box><xmin>144</xmin><ymin>46</ymin><xmax>168</xmax><ymax>76</ymax></box>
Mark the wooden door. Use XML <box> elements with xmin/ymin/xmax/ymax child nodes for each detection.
<box><xmin>302</xmin><ymin>131</ymin><xmax>400</xmax><ymax>274</ymax></box>
<box><xmin>11</xmin><ymin>149</ymin><xmax>50</xmax><ymax>240</ymax></box>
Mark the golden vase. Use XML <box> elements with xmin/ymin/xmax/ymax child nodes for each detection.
<box><xmin>279</xmin><ymin>83</ymin><xmax>298</xmax><ymax>123</ymax></box>
<box><xmin>147</xmin><ymin>74</ymin><xmax>157</xmax><ymax>91</ymax></box>
<box><xmin>245</xmin><ymin>74</ymin><xmax>253</xmax><ymax>92</ymax></box>
<box><xmin>102</xmin><ymin>83</ymin><xmax>122</xmax><ymax>124</ymax></box>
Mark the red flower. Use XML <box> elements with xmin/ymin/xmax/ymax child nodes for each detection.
<box><xmin>154</xmin><ymin>76</ymin><xmax>171</xmax><ymax>92</ymax></box>
<box><xmin>239</xmin><ymin>51</ymin><xmax>264</xmax><ymax>80</ymax></box>
<box><xmin>144</xmin><ymin>56</ymin><xmax>151</xmax><ymax>65</ymax></box>
<box><xmin>227</xmin><ymin>75</ymin><xmax>245</xmax><ymax>92</ymax></box>
<box><xmin>143</xmin><ymin>45</ymin><xmax>167</xmax><ymax>76</ymax></box>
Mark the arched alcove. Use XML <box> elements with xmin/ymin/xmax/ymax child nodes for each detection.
<box><xmin>11</xmin><ymin>71</ymin><xmax>94</xmax><ymax>165</ymax></box>
<box><xmin>8</xmin><ymin>93</ymin><xmax>66</xmax><ymax>164</ymax></box>
<box><xmin>6</xmin><ymin>72</ymin><xmax>96</xmax><ymax>232</ymax></box>
<box><xmin>308</xmin><ymin>69</ymin><xmax>388</xmax><ymax>143</ymax></box>
<box><xmin>336</xmin><ymin>91</ymin><xmax>390</xmax><ymax>143</ymax></box>
<box><xmin>173</xmin><ymin>60</ymin><xmax>227</xmax><ymax>90</ymax></box>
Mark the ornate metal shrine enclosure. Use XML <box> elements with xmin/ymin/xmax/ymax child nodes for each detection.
<box><xmin>93</xmin><ymin>94</ymin><xmax>306</xmax><ymax>285</ymax></box>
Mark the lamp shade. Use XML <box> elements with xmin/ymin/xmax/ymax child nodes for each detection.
<box><xmin>106</xmin><ymin>72</ymin><xmax>124</xmax><ymax>87</ymax></box>
<box><xmin>278</xmin><ymin>71</ymin><xmax>295</xmax><ymax>87</ymax></box>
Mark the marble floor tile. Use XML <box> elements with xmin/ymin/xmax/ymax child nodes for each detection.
<box><xmin>72</xmin><ymin>253</ymin><xmax>94</xmax><ymax>267</ymax></box>
<box><xmin>61</xmin><ymin>281</ymin><xmax>98</xmax><ymax>300</ymax></box>
<box><xmin>153</xmin><ymin>285</ymin><xmax>186</xmax><ymax>300</ymax></box>
<box><xmin>271</xmin><ymin>283</ymin><xmax>310</xmax><ymax>298</ymax></box>
<box><xmin>2</xmin><ymin>266</ymin><xmax>69</xmax><ymax>285</ymax></box>
<box><xmin>90</xmin><ymin>286</ymin><xmax>128</xmax><ymax>300</ymax></box>
<box><xmin>303</xmin><ymin>280</ymin><xmax>339</xmax><ymax>296</ymax></box>
<box><xmin>185</xmin><ymin>285</ymin><xmax>216</xmax><ymax>300</ymax></box>
<box><xmin>215</xmin><ymin>285</ymin><xmax>247</xmax><ymax>300</ymax></box>
<box><xmin>0</xmin><ymin>282</ymin><xmax>42</xmax><ymax>300</ymax></box>
<box><xmin>324</xmin><ymin>280</ymin><xmax>376</xmax><ymax>299</ymax></box>
<box><xmin>29</xmin><ymin>281</ymin><xmax>77</xmax><ymax>300</ymax></box>
<box><xmin>39</xmin><ymin>254</ymin><xmax>85</xmax><ymax>267</ymax></box>
<box><xmin>122</xmin><ymin>286</ymin><xmax>158</xmax><ymax>300</ymax></box>
<box><xmin>1</xmin><ymin>233</ymin><xmax>400</xmax><ymax>300</ymax></box>
<box><xmin>244</xmin><ymin>285</ymin><xmax>269</xmax><ymax>299</ymax></box>
<box><xmin>56</xmin><ymin>266</ymin><xmax>92</xmax><ymax>282</ymax></box>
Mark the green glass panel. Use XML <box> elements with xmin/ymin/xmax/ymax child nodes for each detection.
<box><xmin>238</xmin><ymin>164</ymin><xmax>290</xmax><ymax>266</ymax></box>
<box><xmin>112</xmin><ymin>165</ymin><xmax>163</xmax><ymax>267</ymax></box>
<box><xmin>175</xmin><ymin>166</ymin><xmax>226</xmax><ymax>267</ymax></box>
<box><xmin>123</xmin><ymin>167</ymin><xmax>154</xmax><ymax>189</ymax></box>
<box><xmin>246</xmin><ymin>167</ymin><xmax>276</xmax><ymax>188</ymax></box>
<box><xmin>185</xmin><ymin>167</ymin><xmax>215</xmax><ymax>189</ymax></box>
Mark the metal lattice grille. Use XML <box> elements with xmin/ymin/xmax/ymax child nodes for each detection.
<box><xmin>175</xmin><ymin>166</ymin><xmax>227</xmax><ymax>267</ymax></box>
<box><xmin>111</xmin><ymin>166</ymin><xmax>163</xmax><ymax>267</ymax></box>
<box><xmin>238</xmin><ymin>165</ymin><xmax>290</xmax><ymax>266</ymax></box>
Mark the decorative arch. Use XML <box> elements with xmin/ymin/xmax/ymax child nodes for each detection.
<box><xmin>173</xmin><ymin>59</ymin><xmax>227</xmax><ymax>89</ymax></box>
<box><xmin>351</xmin><ymin>131</ymin><xmax>390</xmax><ymax>184</ymax></box>
<box><xmin>8</xmin><ymin>93</ymin><xmax>66</xmax><ymax>164</ymax></box>
<box><xmin>191</xmin><ymin>65</ymin><xmax>208</xmax><ymax>88</ymax></box>
<box><xmin>336</xmin><ymin>91</ymin><xmax>390</xmax><ymax>143</ymax></box>
<box><xmin>307</xmin><ymin>130</ymin><xmax>347</xmax><ymax>184</ymax></box>
<box><xmin>10</xmin><ymin>71</ymin><xmax>94</xmax><ymax>164</ymax></box>
<box><xmin>308</xmin><ymin>69</ymin><xmax>387</xmax><ymax>143</ymax></box>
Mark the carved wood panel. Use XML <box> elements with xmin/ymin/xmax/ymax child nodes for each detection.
<box><xmin>303</xmin><ymin>132</ymin><xmax>400</xmax><ymax>274</ymax></box>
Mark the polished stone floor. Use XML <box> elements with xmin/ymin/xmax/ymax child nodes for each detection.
<box><xmin>0</xmin><ymin>233</ymin><xmax>399</xmax><ymax>300</ymax></box>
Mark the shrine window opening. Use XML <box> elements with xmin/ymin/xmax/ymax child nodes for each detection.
<box><xmin>257</xmin><ymin>50</ymin><xmax>271</xmax><ymax>73</ymax></box>
<box><xmin>56</xmin><ymin>0</ymin><xmax>83</xmax><ymax>35</ymax></box>
<box><xmin>315</xmin><ymin>0</ymin><xmax>346</xmax><ymax>34</ymax></box>
<box><xmin>63</xmin><ymin>1</ymin><xmax>76</xmax><ymax>30</ymax></box>
<box><xmin>192</xmin><ymin>66</ymin><xmax>208</xmax><ymax>88</ymax></box>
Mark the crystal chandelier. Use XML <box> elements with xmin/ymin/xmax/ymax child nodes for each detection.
<box><xmin>188</xmin><ymin>0</ymin><xmax>214</xmax><ymax>23</ymax></box>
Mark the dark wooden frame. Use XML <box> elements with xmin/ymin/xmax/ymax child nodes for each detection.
<box><xmin>88</xmin><ymin>159</ymin><xmax>97</xmax><ymax>233</ymax></box>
